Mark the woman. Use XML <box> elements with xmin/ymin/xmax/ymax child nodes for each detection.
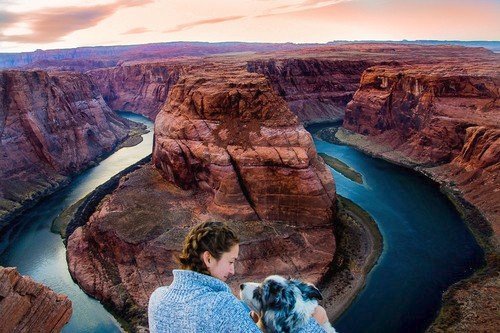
<box><xmin>148</xmin><ymin>221</ymin><xmax>328</xmax><ymax>332</ymax></box>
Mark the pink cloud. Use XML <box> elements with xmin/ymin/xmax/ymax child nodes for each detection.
<box><xmin>122</xmin><ymin>27</ymin><xmax>151</xmax><ymax>35</ymax></box>
<box><xmin>257</xmin><ymin>0</ymin><xmax>352</xmax><ymax>18</ymax></box>
<box><xmin>164</xmin><ymin>15</ymin><xmax>245</xmax><ymax>33</ymax></box>
<box><xmin>0</xmin><ymin>0</ymin><xmax>153</xmax><ymax>43</ymax></box>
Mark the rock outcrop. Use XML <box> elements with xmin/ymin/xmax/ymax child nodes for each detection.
<box><xmin>247</xmin><ymin>59</ymin><xmax>371</xmax><ymax>123</ymax></box>
<box><xmin>343</xmin><ymin>63</ymin><xmax>499</xmax><ymax>229</ymax></box>
<box><xmin>0</xmin><ymin>69</ymin><xmax>143</xmax><ymax>231</ymax></box>
<box><xmin>67</xmin><ymin>65</ymin><xmax>337</xmax><ymax>330</ymax></box>
<box><xmin>88</xmin><ymin>62</ymin><xmax>182</xmax><ymax>120</ymax></box>
<box><xmin>0</xmin><ymin>266</ymin><xmax>72</xmax><ymax>332</ymax></box>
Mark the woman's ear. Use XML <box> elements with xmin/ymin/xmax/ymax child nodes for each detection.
<box><xmin>202</xmin><ymin>251</ymin><xmax>212</xmax><ymax>268</ymax></box>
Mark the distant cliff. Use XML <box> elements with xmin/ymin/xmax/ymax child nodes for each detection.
<box><xmin>88</xmin><ymin>62</ymin><xmax>182</xmax><ymax>120</ymax></box>
<box><xmin>0</xmin><ymin>266</ymin><xmax>72</xmax><ymax>332</ymax></box>
<box><xmin>343</xmin><ymin>64</ymin><xmax>499</xmax><ymax>226</ymax></box>
<box><xmin>247</xmin><ymin>58</ymin><xmax>371</xmax><ymax>123</ymax></box>
<box><xmin>0</xmin><ymin>70</ymin><xmax>143</xmax><ymax>230</ymax></box>
<box><xmin>0</xmin><ymin>42</ymin><xmax>315</xmax><ymax>69</ymax></box>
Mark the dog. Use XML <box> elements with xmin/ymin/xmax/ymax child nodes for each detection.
<box><xmin>240</xmin><ymin>275</ymin><xmax>337</xmax><ymax>333</ymax></box>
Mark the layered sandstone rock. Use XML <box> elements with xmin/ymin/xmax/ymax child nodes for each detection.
<box><xmin>88</xmin><ymin>62</ymin><xmax>182</xmax><ymax>120</ymax></box>
<box><xmin>0</xmin><ymin>69</ymin><xmax>142</xmax><ymax>230</ymax></box>
<box><xmin>247</xmin><ymin>58</ymin><xmax>371</xmax><ymax>123</ymax></box>
<box><xmin>64</xmin><ymin>44</ymin><xmax>499</xmax><ymax>331</ymax></box>
<box><xmin>152</xmin><ymin>67</ymin><xmax>336</xmax><ymax>224</ymax></box>
<box><xmin>0</xmin><ymin>266</ymin><xmax>72</xmax><ymax>332</ymax></box>
<box><xmin>67</xmin><ymin>65</ymin><xmax>337</xmax><ymax>330</ymax></box>
<box><xmin>344</xmin><ymin>64</ymin><xmax>499</xmax><ymax>227</ymax></box>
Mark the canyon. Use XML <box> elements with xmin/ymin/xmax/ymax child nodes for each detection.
<box><xmin>0</xmin><ymin>42</ymin><xmax>498</xmax><ymax>332</ymax></box>
<box><xmin>0</xmin><ymin>42</ymin><xmax>315</xmax><ymax>70</ymax></box>
<box><xmin>0</xmin><ymin>266</ymin><xmax>72</xmax><ymax>332</ymax></box>
<box><xmin>88</xmin><ymin>62</ymin><xmax>182</xmax><ymax>120</ymax></box>
<box><xmin>66</xmin><ymin>63</ymin><xmax>337</xmax><ymax>329</ymax></box>
<box><xmin>67</xmin><ymin>44</ymin><xmax>498</xmax><ymax>331</ymax></box>
<box><xmin>0</xmin><ymin>69</ymin><xmax>145</xmax><ymax>232</ymax></box>
<box><xmin>342</xmin><ymin>60</ymin><xmax>499</xmax><ymax>240</ymax></box>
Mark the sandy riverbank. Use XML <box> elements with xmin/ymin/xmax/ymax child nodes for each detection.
<box><xmin>320</xmin><ymin>196</ymin><xmax>383</xmax><ymax>321</ymax></box>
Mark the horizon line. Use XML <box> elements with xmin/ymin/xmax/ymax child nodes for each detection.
<box><xmin>1</xmin><ymin>39</ymin><xmax>499</xmax><ymax>55</ymax></box>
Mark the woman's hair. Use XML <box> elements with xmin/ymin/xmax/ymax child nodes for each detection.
<box><xmin>178</xmin><ymin>221</ymin><xmax>239</xmax><ymax>275</ymax></box>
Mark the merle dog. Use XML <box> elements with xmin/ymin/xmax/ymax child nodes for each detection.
<box><xmin>240</xmin><ymin>275</ymin><xmax>337</xmax><ymax>333</ymax></box>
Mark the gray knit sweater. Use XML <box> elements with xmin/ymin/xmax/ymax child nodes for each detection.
<box><xmin>148</xmin><ymin>269</ymin><xmax>326</xmax><ymax>333</ymax></box>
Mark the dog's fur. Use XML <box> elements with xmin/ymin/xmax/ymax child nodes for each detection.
<box><xmin>240</xmin><ymin>275</ymin><xmax>337</xmax><ymax>333</ymax></box>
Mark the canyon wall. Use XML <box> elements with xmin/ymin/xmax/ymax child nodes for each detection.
<box><xmin>85</xmin><ymin>44</ymin><xmax>490</xmax><ymax>125</ymax></box>
<box><xmin>343</xmin><ymin>64</ymin><xmax>499</xmax><ymax>229</ymax></box>
<box><xmin>92</xmin><ymin>57</ymin><xmax>372</xmax><ymax>124</ymax></box>
<box><xmin>67</xmin><ymin>64</ymin><xmax>337</xmax><ymax>330</ymax></box>
<box><xmin>247</xmin><ymin>58</ymin><xmax>371</xmax><ymax>123</ymax></box>
<box><xmin>0</xmin><ymin>70</ymin><xmax>142</xmax><ymax>230</ymax></box>
<box><xmin>88</xmin><ymin>62</ymin><xmax>181</xmax><ymax>120</ymax></box>
<box><xmin>0</xmin><ymin>266</ymin><xmax>72</xmax><ymax>332</ymax></box>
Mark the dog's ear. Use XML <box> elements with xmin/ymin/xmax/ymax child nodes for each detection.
<box><xmin>263</xmin><ymin>280</ymin><xmax>293</xmax><ymax>310</ymax></box>
<box><xmin>263</xmin><ymin>280</ymin><xmax>281</xmax><ymax>308</ymax></box>
<box><xmin>294</xmin><ymin>281</ymin><xmax>323</xmax><ymax>301</ymax></box>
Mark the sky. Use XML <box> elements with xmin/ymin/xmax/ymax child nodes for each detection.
<box><xmin>0</xmin><ymin>0</ymin><xmax>499</xmax><ymax>53</ymax></box>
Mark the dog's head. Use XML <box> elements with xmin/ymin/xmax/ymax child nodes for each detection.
<box><xmin>240</xmin><ymin>275</ymin><xmax>323</xmax><ymax>333</ymax></box>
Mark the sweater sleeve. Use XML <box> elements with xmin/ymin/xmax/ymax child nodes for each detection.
<box><xmin>148</xmin><ymin>286</ymin><xmax>169</xmax><ymax>333</ymax></box>
<box><xmin>215</xmin><ymin>293</ymin><xmax>262</xmax><ymax>333</ymax></box>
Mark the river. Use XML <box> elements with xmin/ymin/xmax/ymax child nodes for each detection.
<box><xmin>0</xmin><ymin>118</ymin><xmax>484</xmax><ymax>332</ymax></box>
<box><xmin>307</xmin><ymin>123</ymin><xmax>484</xmax><ymax>333</ymax></box>
<box><xmin>0</xmin><ymin>112</ymin><xmax>153</xmax><ymax>333</ymax></box>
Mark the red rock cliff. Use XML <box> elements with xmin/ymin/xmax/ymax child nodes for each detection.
<box><xmin>0</xmin><ymin>266</ymin><xmax>72</xmax><ymax>332</ymax></box>
<box><xmin>343</xmin><ymin>62</ymin><xmax>500</xmax><ymax>236</ymax></box>
<box><xmin>247</xmin><ymin>58</ymin><xmax>371</xmax><ymax>124</ymax></box>
<box><xmin>88</xmin><ymin>62</ymin><xmax>181</xmax><ymax>120</ymax></box>
<box><xmin>0</xmin><ymin>70</ymin><xmax>140</xmax><ymax>230</ymax></box>
<box><xmin>153</xmin><ymin>67</ymin><xmax>336</xmax><ymax>224</ymax></box>
<box><xmin>67</xmin><ymin>64</ymin><xmax>337</xmax><ymax>330</ymax></box>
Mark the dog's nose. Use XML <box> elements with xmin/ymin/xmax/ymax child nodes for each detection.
<box><xmin>240</xmin><ymin>284</ymin><xmax>244</xmax><ymax>290</ymax></box>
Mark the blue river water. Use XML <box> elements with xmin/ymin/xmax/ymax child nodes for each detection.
<box><xmin>0</xmin><ymin>112</ymin><xmax>153</xmax><ymax>333</ymax></box>
<box><xmin>0</xmin><ymin>117</ymin><xmax>484</xmax><ymax>332</ymax></box>
<box><xmin>307</xmin><ymin>125</ymin><xmax>484</xmax><ymax>333</ymax></box>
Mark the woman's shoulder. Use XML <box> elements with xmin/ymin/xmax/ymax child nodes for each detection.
<box><xmin>148</xmin><ymin>286</ymin><xmax>169</xmax><ymax>311</ymax></box>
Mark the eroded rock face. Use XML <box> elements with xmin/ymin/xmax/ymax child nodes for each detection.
<box><xmin>153</xmin><ymin>68</ymin><xmax>336</xmax><ymax>224</ymax></box>
<box><xmin>247</xmin><ymin>59</ymin><xmax>371</xmax><ymax>123</ymax></box>
<box><xmin>344</xmin><ymin>65</ymin><xmax>499</xmax><ymax>164</ymax></box>
<box><xmin>67</xmin><ymin>66</ymin><xmax>336</xmax><ymax>330</ymax></box>
<box><xmin>0</xmin><ymin>69</ymin><xmax>139</xmax><ymax>230</ymax></box>
<box><xmin>343</xmin><ymin>64</ymin><xmax>500</xmax><ymax>231</ymax></box>
<box><xmin>88</xmin><ymin>62</ymin><xmax>181</xmax><ymax>120</ymax></box>
<box><xmin>0</xmin><ymin>266</ymin><xmax>72</xmax><ymax>332</ymax></box>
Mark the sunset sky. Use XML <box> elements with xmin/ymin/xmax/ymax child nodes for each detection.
<box><xmin>1</xmin><ymin>0</ymin><xmax>499</xmax><ymax>53</ymax></box>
